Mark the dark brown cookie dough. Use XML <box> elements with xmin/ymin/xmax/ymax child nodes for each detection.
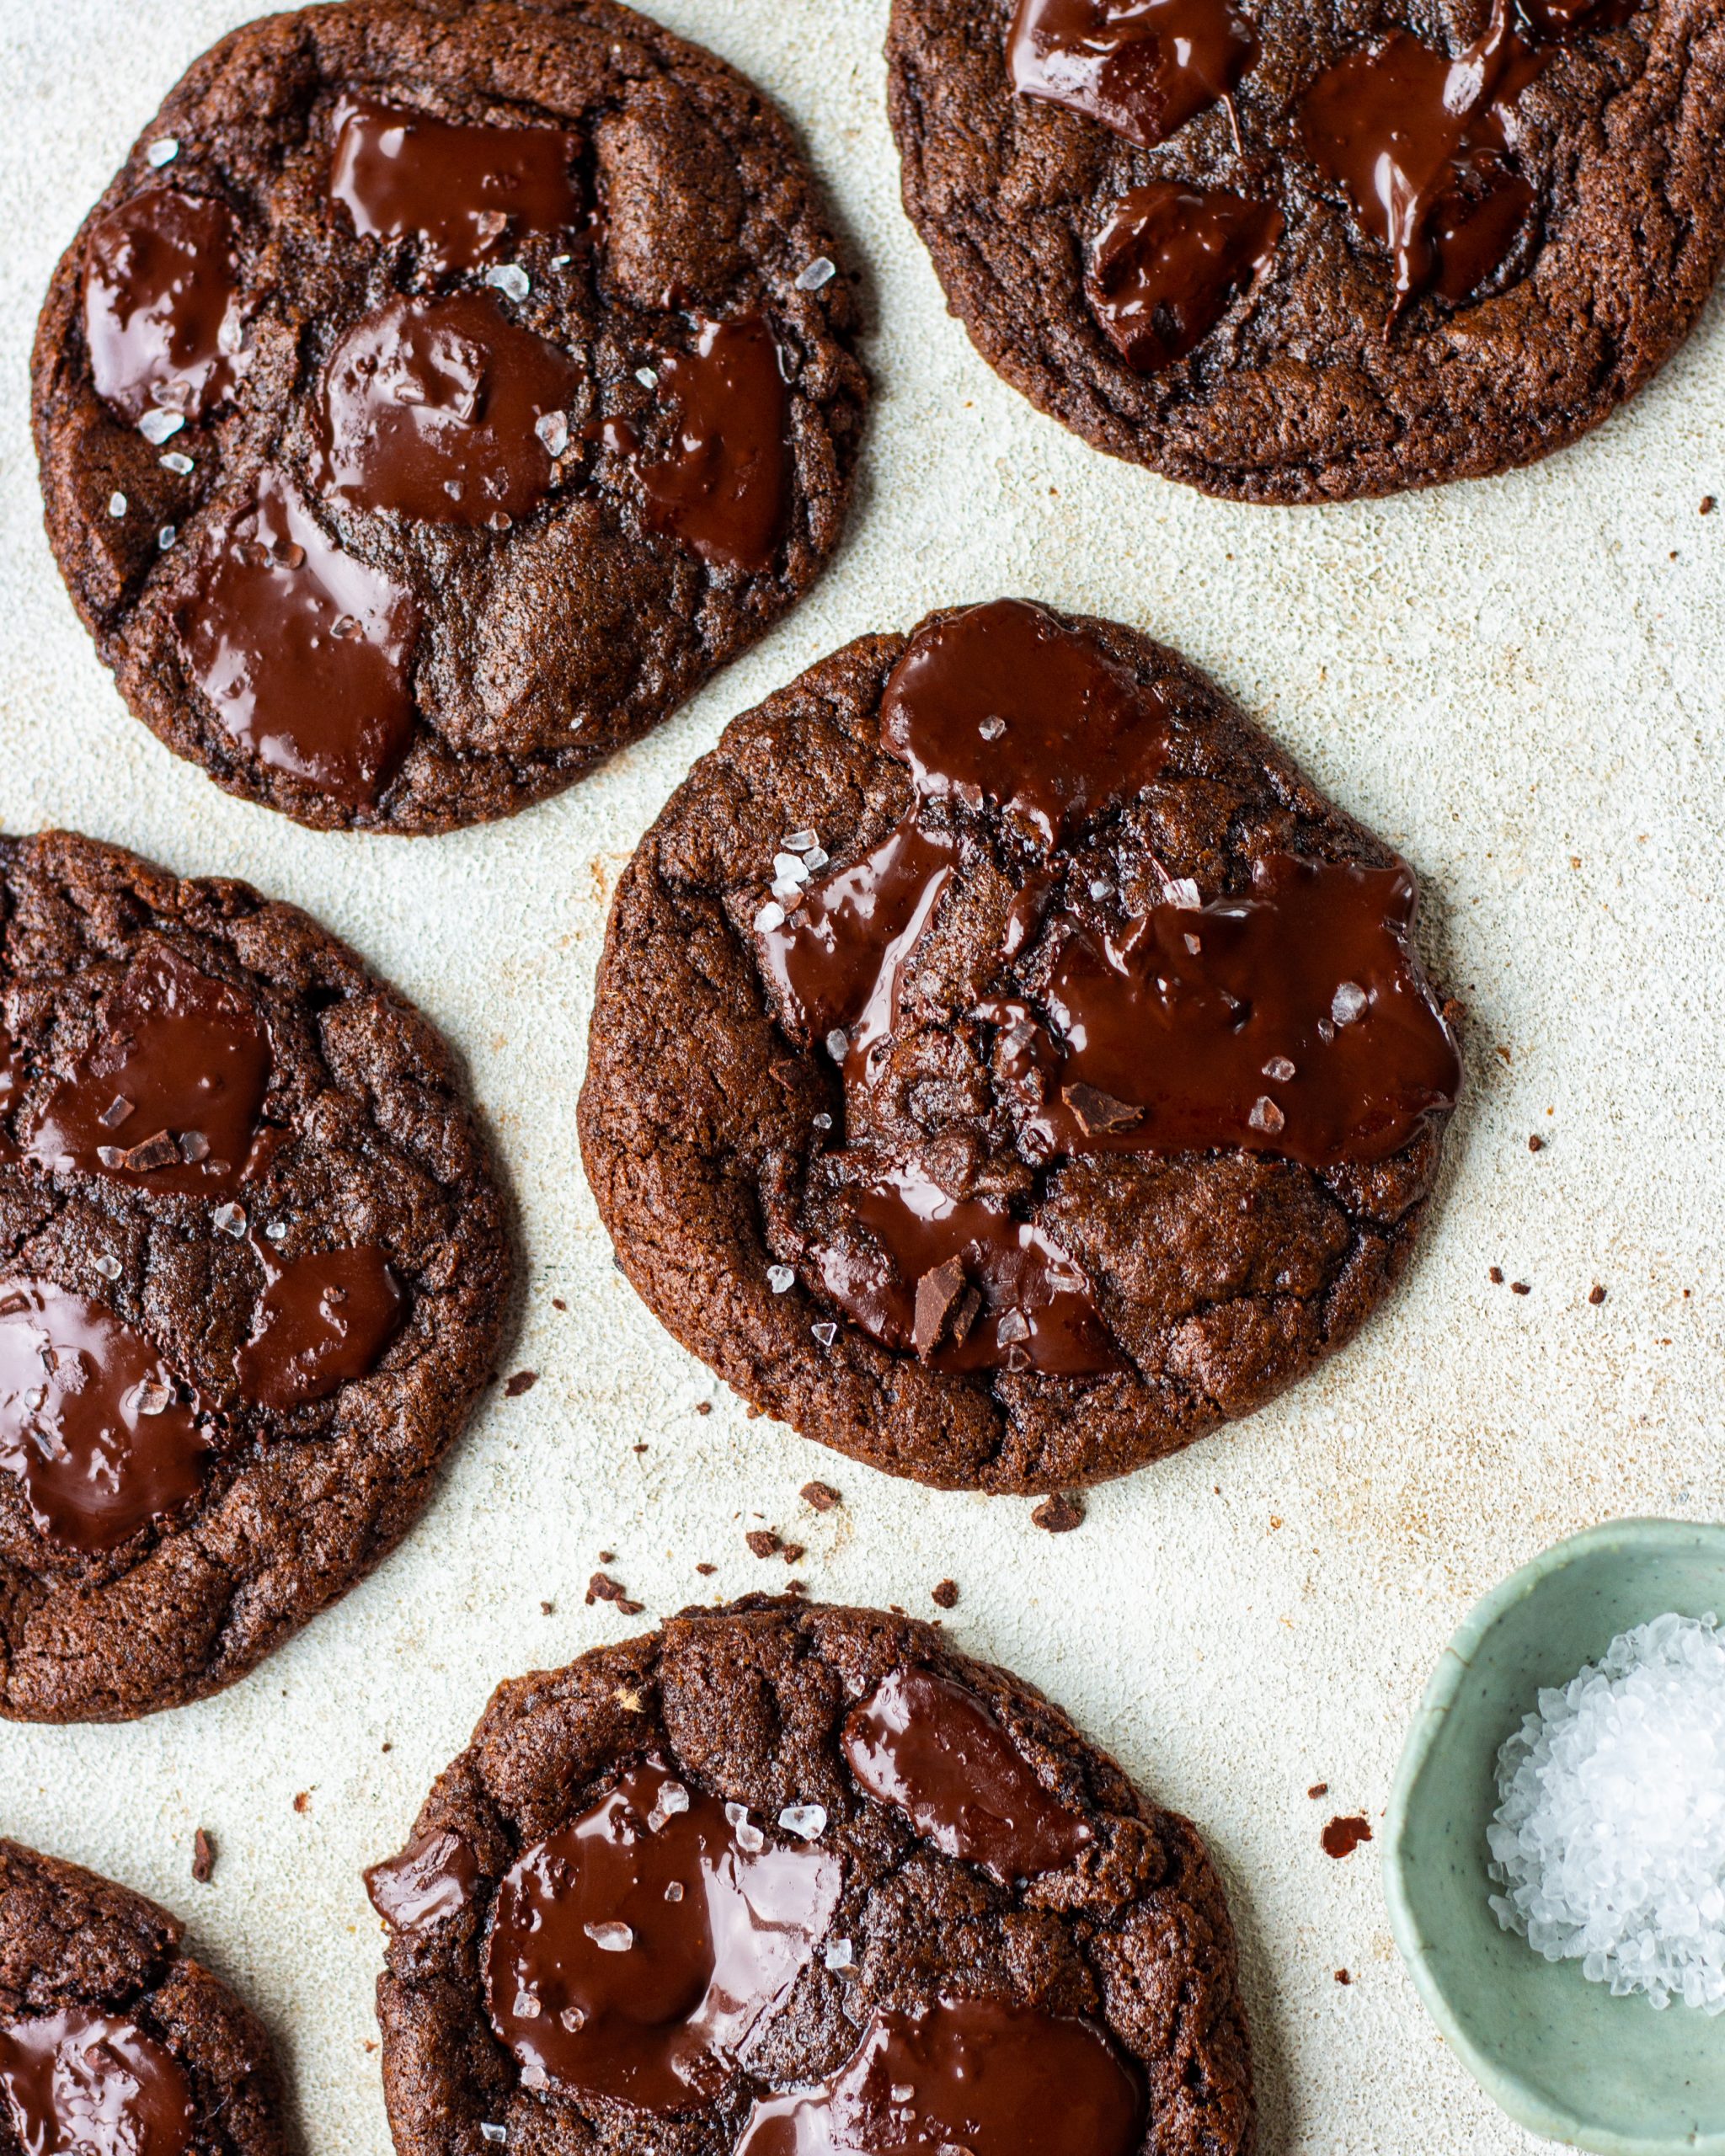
<box><xmin>578</xmin><ymin>599</ymin><xmax>1459</xmax><ymax>1494</ymax></box>
<box><xmin>886</xmin><ymin>0</ymin><xmax>1725</xmax><ymax>501</ymax></box>
<box><xmin>0</xmin><ymin>830</ymin><xmax>510</xmax><ymax>1721</ymax></box>
<box><xmin>32</xmin><ymin>0</ymin><xmax>868</xmax><ymax>833</ymax></box>
<box><xmin>366</xmin><ymin>1598</ymin><xmax>1254</xmax><ymax>2156</ymax></box>
<box><xmin>0</xmin><ymin>1840</ymin><xmax>286</xmax><ymax>2156</ymax></box>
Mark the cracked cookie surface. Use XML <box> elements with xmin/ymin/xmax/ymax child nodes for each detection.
<box><xmin>886</xmin><ymin>0</ymin><xmax>1725</xmax><ymax>501</ymax></box>
<box><xmin>31</xmin><ymin>0</ymin><xmax>868</xmax><ymax>832</ymax></box>
<box><xmin>0</xmin><ymin>1839</ymin><xmax>286</xmax><ymax>2156</ymax></box>
<box><xmin>578</xmin><ymin>600</ymin><xmax>1458</xmax><ymax>1494</ymax></box>
<box><xmin>0</xmin><ymin>830</ymin><xmax>509</xmax><ymax>1721</ymax></box>
<box><xmin>367</xmin><ymin>1598</ymin><xmax>1255</xmax><ymax>2156</ymax></box>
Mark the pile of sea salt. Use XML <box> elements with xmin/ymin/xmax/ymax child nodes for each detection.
<box><xmin>1487</xmin><ymin>1611</ymin><xmax>1725</xmax><ymax>2013</ymax></box>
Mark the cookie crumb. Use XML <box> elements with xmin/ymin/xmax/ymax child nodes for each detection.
<box><xmin>1334</xmin><ymin>1969</ymin><xmax>1352</xmax><ymax>1985</ymax></box>
<box><xmin>599</xmin><ymin>1550</ymin><xmax>616</xmax><ymax>1564</ymax></box>
<box><xmin>746</xmin><ymin>1529</ymin><xmax>782</xmax><ymax>1559</ymax></box>
<box><xmin>1589</xmin><ymin>1284</ymin><xmax>1607</xmax><ymax>1305</ymax></box>
<box><xmin>1307</xmin><ymin>1782</ymin><xmax>1328</xmax><ymax>1799</ymax></box>
<box><xmin>633</xmin><ymin>1441</ymin><xmax>649</xmax><ymax>1453</ymax></box>
<box><xmin>551</xmin><ymin>1298</ymin><xmax>567</xmax><ymax>1311</ymax></box>
<box><xmin>785</xmin><ymin>1579</ymin><xmax>809</xmax><ymax>1598</ymax></box>
<box><xmin>1702</xmin><ymin>496</ymin><xmax>1717</xmax><ymax>515</ymax></box>
<box><xmin>1489</xmin><ymin>1267</ymin><xmax>1504</xmax><ymax>1284</ymax></box>
<box><xmin>504</xmin><ymin>1369</ymin><xmax>537</xmax><ymax>1397</ymax></box>
<box><xmin>293</xmin><ymin>1792</ymin><xmax>310</xmax><ymax>1815</ymax></box>
<box><xmin>932</xmin><ymin>1579</ymin><xmax>959</xmax><ymax>1609</ymax></box>
<box><xmin>781</xmin><ymin>1542</ymin><xmax>806</xmax><ymax>1565</ymax></box>
<box><xmin>1031</xmin><ymin>1493</ymin><xmax>1084</xmax><ymax>1534</ymax></box>
<box><xmin>1510</xmin><ymin>1280</ymin><xmax>1531</xmax><ymax>1295</ymax></box>
<box><xmin>696</xmin><ymin>1561</ymin><xmax>717</xmax><ymax>1576</ymax></box>
<box><xmin>191</xmin><ymin>1829</ymin><xmax>215</xmax><ymax>1883</ymax></box>
<box><xmin>1528</xmin><ymin>1134</ymin><xmax>1544</xmax><ymax>1153</ymax></box>
<box><xmin>382</xmin><ymin>1742</ymin><xmax>392</xmax><ymax>1753</ymax></box>
<box><xmin>614</xmin><ymin>1688</ymin><xmax>644</xmax><ymax>1713</ymax></box>
<box><xmin>540</xmin><ymin>1600</ymin><xmax>554</xmax><ymax>1615</ymax></box>
<box><xmin>586</xmin><ymin>1572</ymin><xmax>630</xmax><ymax>1605</ymax></box>
<box><xmin>1322</xmin><ymin>1815</ymin><xmax>1372</xmax><ymax>1859</ymax></box>
<box><xmin>696</xmin><ymin>1401</ymin><xmax>713</xmax><ymax>1416</ymax></box>
<box><xmin>801</xmin><ymin>1481</ymin><xmax>841</xmax><ymax>1512</ymax></box>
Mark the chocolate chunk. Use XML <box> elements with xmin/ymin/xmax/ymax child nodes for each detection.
<box><xmin>1061</xmin><ymin>1083</ymin><xmax>1142</xmax><ymax>1135</ymax></box>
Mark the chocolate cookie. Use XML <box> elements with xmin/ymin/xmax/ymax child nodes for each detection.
<box><xmin>32</xmin><ymin>0</ymin><xmax>867</xmax><ymax>832</ymax></box>
<box><xmin>366</xmin><ymin>1597</ymin><xmax>1254</xmax><ymax>2156</ymax></box>
<box><xmin>0</xmin><ymin>1840</ymin><xmax>286</xmax><ymax>2156</ymax></box>
<box><xmin>579</xmin><ymin>599</ymin><xmax>1460</xmax><ymax>1492</ymax></box>
<box><xmin>0</xmin><ymin>830</ymin><xmax>510</xmax><ymax>1721</ymax></box>
<box><xmin>886</xmin><ymin>0</ymin><xmax>1725</xmax><ymax>501</ymax></box>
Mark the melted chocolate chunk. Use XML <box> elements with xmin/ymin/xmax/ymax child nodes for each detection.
<box><xmin>483</xmin><ymin>1763</ymin><xmax>841</xmax><ymax>2111</ymax></box>
<box><xmin>814</xmin><ymin>1165</ymin><xmax>1124</xmax><ymax>1377</ymax></box>
<box><xmin>82</xmin><ymin>188</ymin><xmax>246</xmax><ymax>427</ymax></box>
<box><xmin>1013</xmin><ymin>853</ymin><xmax>1460</xmax><ymax>1169</ymax></box>
<box><xmin>0</xmin><ymin>1280</ymin><xmax>211</xmax><ymax>1554</ymax></box>
<box><xmin>328</xmin><ymin>99</ymin><xmax>581</xmax><ymax>273</ymax></box>
<box><xmin>736</xmin><ymin>1997</ymin><xmax>1142</xmax><ymax>2156</ymax></box>
<box><xmin>1007</xmin><ymin>0</ymin><xmax>1259</xmax><ymax>151</ymax></box>
<box><xmin>879</xmin><ymin>599</ymin><xmax>1171</xmax><ymax>849</ymax></box>
<box><xmin>1300</xmin><ymin>0</ymin><xmax>1547</xmax><ymax>315</ymax></box>
<box><xmin>0</xmin><ymin>2007</ymin><xmax>196</xmax><ymax>2156</ymax></box>
<box><xmin>21</xmin><ymin>946</ymin><xmax>270</xmax><ymax>1199</ymax></box>
<box><xmin>634</xmin><ymin>318</ymin><xmax>790</xmax><ymax>574</ymax></box>
<box><xmin>236</xmin><ymin>1241</ymin><xmax>404</xmax><ymax>1410</ymax></box>
<box><xmin>310</xmin><ymin>292</ymin><xmax>583</xmax><ymax>527</ymax></box>
<box><xmin>178</xmin><ymin>470</ymin><xmax>418</xmax><ymax>808</ymax></box>
<box><xmin>843</xmin><ymin>1666</ymin><xmax>1093</xmax><ymax>1879</ymax></box>
<box><xmin>1087</xmin><ymin>183</ymin><xmax>1283</xmax><ymax>372</ymax></box>
<box><xmin>365</xmin><ymin>1829</ymin><xmax>479</xmax><ymax>1934</ymax></box>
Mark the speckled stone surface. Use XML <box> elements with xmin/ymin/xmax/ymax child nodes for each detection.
<box><xmin>1</xmin><ymin>2</ymin><xmax>1722</xmax><ymax>2153</ymax></box>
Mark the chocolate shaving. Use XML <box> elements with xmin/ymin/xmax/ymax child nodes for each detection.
<box><xmin>1062</xmin><ymin>1082</ymin><xmax>1142</xmax><ymax>1134</ymax></box>
<box><xmin>912</xmin><ymin>1256</ymin><xmax>969</xmax><ymax>1359</ymax></box>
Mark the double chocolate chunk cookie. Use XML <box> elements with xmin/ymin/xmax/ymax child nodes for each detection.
<box><xmin>580</xmin><ymin>599</ymin><xmax>1460</xmax><ymax>1492</ymax></box>
<box><xmin>367</xmin><ymin>1598</ymin><xmax>1254</xmax><ymax>2156</ymax></box>
<box><xmin>0</xmin><ymin>1841</ymin><xmax>286</xmax><ymax>2156</ymax></box>
<box><xmin>32</xmin><ymin>0</ymin><xmax>867</xmax><ymax>831</ymax></box>
<box><xmin>887</xmin><ymin>0</ymin><xmax>1725</xmax><ymax>500</ymax></box>
<box><xmin>0</xmin><ymin>830</ymin><xmax>509</xmax><ymax>1721</ymax></box>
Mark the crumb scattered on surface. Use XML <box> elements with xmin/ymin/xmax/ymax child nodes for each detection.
<box><xmin>599</xmin><ymin>1550</ymin><xmax>616</xmax><ymax>1564</ymax></box>
<box><xmin>1489</xmin><ymin>1267</ymin><xmax>1504</xmax><ymax>1284</ymax></box>
<box><xmin>696</xmin><ymin>1561</ymin><xmax>717</xmax><ymax>1576</ymax></box>
<box><xmin>696</xmin><ymin>1401</ymin><xmax>713</xmax><ymax>1416</ymax></box>
<box><xmin>540</xmin><ymin>1600</ymin><xmax>554</xmax><ymax>1615</ymax></box>
<box><xmin>801</xmin><ymin>1481</ymin><xmax>841</xmax><ymax>1511</ymax></box>
<box><xmin>1335</xmin><ymin>1969</ymin><xmax>1352</xmax><ymax>1985</ymax></box>
<box><xmin>932</xmin><ymin>1579</ymin><xmax>959</xmax><ymax>1609</ymax></box>
<box><xmin>746</xmin><ymin>1529</ymin><xmax>783</xmax><ymax>1559</ymax></box>
<box><xmin>293</xmin><ymin>1792</ymin><xmax>310</xmax><ymax>1815</ymax></box>
<box><xmin>551</xmin><ymin>1298</ymin><xmax>567</xmax><ymax>1311</ymax></box>
<box><xmin>1307</xmin><ymin>1783</ymin><xmax>1328</xmax><ymax>1799</ymax></box>
<box><xmin>782</xmin><ymin>1542</ymin><xmax>806</xmax><ymax>1564</ymax></box>
<box><xmin>785</xmin><ymin>1579</ymin><xmax>809</xmax><ymax>1597</ymax></box>
<box><xmin>1528</xmin><ymin>1134</ymin><xmax>1544</xmax><ymax>1152</ymax></box>
<box><xmin>1511</xmin><ymin>1281</ymin><xmax>1531</xmax><ymax>1296</ymax></box>
<box><xmin>504</xmin><ymin>1369</ymin><xmax>537</xmax><ymax>1397</ymax></box>
<box><xmin>1031</xmin><ymin>1493</ymin><xmax>1084</xmax><ymax>1534</ymax></box>
<box><xmin>1702</xmin><ymin>496</ymin><xmax>1717</xmax><ymax>514</ymax></box>
<box><xmin>1589</xmin><ymin>1284</ymin><xmax>1607</xmax><ymax>1305</ymax></box>
<box><xmin>633</xmin><ymin>1442</ymin><xmax>649</xmax><ymax>1453</ymax></box>
<box><xmin>191</xmin><ymin>1829</ymin><xmax>215</xmax><ymax>1883</ymax></box>
<box><xmin>1322</xmin><ymin>1815</ymin><xmax>1373</xmax><ymax>1859</ymax></box>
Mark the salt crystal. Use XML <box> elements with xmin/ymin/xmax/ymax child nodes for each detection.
<box><xmin>1331</xmin><ymin>981</ymin><xmax>1369</xmax><ymax>1027</ymax></box>
<box><xmin>811</xmin><ymin>1321</ymin><xmax>837</xmax><ymax>1347</ymax></box>
<box><xmin>146</xmin><ymin>136</ymin><xmax>179</xmax><ymax>168</ymax></box>
<box><xmin>1088</xmin><ymin>879</ymin><xmax>1113</xmax><ymax>901</ymax></box>
<box><xmin>774</xmin><ymin>852</ymin><xmax>810</xmax><ymax>885</ymax></box>
<box><xmin>1247</xmin><ymin>1096</ymin><xmax>1285</xmax><ymax>1134</ymax></box>
<box><xmin>161</xmin><ymin>451</ymin><xmax>195</xmax><ymax>476</ymax></box>
<box><xmin>777</xmin><ymin>1803</ymin><xmax>827</xmax><ymax>1839</ymax></box>
<box><xmin>801</xmin><ymin>847</ymin><xmax>829</xmax><ymax>873</ymax></box>
<box><xmin>795</xmin><ymin>256</ymin><xmax>836</xmax><ymax>291</ymax></box>
<box><xmin>535</xmin><ymin>411</ymin><xmax>569</xmax><ymax>457</ymax></box>
<box><xmin>108</xmin><ymin>493</ymin><xmax>127</xmax><ymax>519</ymax></box>
<box><xmin>1487</xmin><ymin>1611</ymin><xmax>1725</xmax><ymax>2015</ymax></box>
<box><xmin>725</xmin><ymin>1802</ymin><xmax>766</xmax><ymax>1853</ymax></box>
<box><xmin>485</xmin><ymin>264</ymin><xmax>530</xmax><ymax>302</ymax></box>
<box><xmin>583</xmin><ymin>1921</ymin><xmax>633</xmax><ymax>1952</ymax></box>
<box><xmin>978</xmin><ymin>716</ymin><xmax>1006</xmax><ymax>741</ymax></box>
<box><xmin>266</xmin><ymin>1220</ymin><xmax>289</xmax><ymax>1242</ymax></box>
<box><xmin>99</xmin><ymin>1097</ymin><xmax>134</xmax><ymax>1129</ymax></box>
<box><xmin>890</xmin><ymin>2085</ymin><xmax>914</xmax><ymax>2105</ymax></box>
<box><xmin>480</xmin><ymin>2127</ymin><xmax>507</xmax><ymax>2144</ymax></box>
<box><xmin>812</xmin><ymin>1113</ymin><xmax>832</xmax><ymax>1132</ymax></box>
<box><xmin>782</xmin><ymin>829</ymin><xmax>819</xmax><ymax>853</ymax></box>
<box><xmin>663</xmin><ymin>1881</ymin><xmax>683</xmax><ymax>1902</ymax></box>
<box><xmin>138</xmin><ymin>408</ymin><xmax>184</xmax><ymax>445</ymax></box>
<box><xmin>647</xmin><ymin>1780</ymin><xmax>690</xmax><ymax>1833</ymax></box>
<box><xmin>93</xmin><ymin>1255</ymin><xmax>121</xmax><ymax>1281</ymax></box>
<box><xmin>212</xmin><ymin>1203</ymin><xmax>247</xmax><ymax>1238</ymax></box>
<box><xmin>133</xmin><ymin>1378</ymin><xmax>173</xmax><ymax>1417</ymax></box>
<box><xmin>825</xmin><ymin>1028</ymin><xmax>849</xmax><ymax>1063</ymax></box>
<box><xmin>1262</xmin><ymin>1056</ymin><xmax>1296</xmax><ymax>1082</ymax></box>
<box><xmin>158</xmin><ymin>526</ymin><xmax>177</xmax><ymax>551</ymax></box>
<box><xmin>635</xmin><ymin>366</ymin><xmax>659</xmax><ymax>390</ymax></box>
<box><xmin>755</xmin><ymin>901</ymin><xmax>786</xmax><ymax>934</ymax></box>
<box><xmin>767</xmin><ymin>1265</ymin><xmax>795</xmax><ymax>1295</ymax></box>
<box><xmin>996</xmin><ymin>1309</ymin><xmax>1029</xmax><ymax>1345</ymax></box>
<box><xmin>1164</xmin><ymin>876</ymin><xmax>1201</xmax><ymax>909</ymax></box>
<box><xmin>823</xmin><ymin>1935</ymin><xmax>853</xmax><ymax>1969</ymax></box>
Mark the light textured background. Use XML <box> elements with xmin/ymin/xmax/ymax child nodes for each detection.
<box><xmin>1</xmin><ymin>1</ymin><xmax>1722</xmax><ymax>2148</ymax></box>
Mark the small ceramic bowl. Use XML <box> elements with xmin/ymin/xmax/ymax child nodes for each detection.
<box><xmin>1384</xmin><ymin>1517</ymin><xmax>1725</xmax><ymax>2154</ymax></box>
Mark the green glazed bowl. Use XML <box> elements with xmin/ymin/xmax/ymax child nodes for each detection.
<box><xmin>1384</xmin><ymin>1518</ymin><xmax>1725</xmax><ymax>2153</ymax></box>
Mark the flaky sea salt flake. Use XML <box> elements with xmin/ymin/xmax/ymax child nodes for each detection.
<box><xmin>108</xmin><ymin>493</ymin><xmax>127</xmax><ymax>519</ymax></box>
<box><xmin>778</xmin><ymin>1804</ymin><xmax>827</xmax><ymax>1839</ymax></box>
<box><xmin>484</xmin><ymin>263</ymin><xmax>531</xmax><ymax>302</ymax></box>
<box><xmin>147</xmin><ymin>137</ymin><xmax>179</xmax><ymax>168</ymax></box>
<box><xmin>138</xmin><ymin>408</ymin><xmax>184</xmax><ymax>445</ymax></box>
<box><xmin>767</xmin><ymin>1266</ymin><xmax>795</xmax><ymax>1295</ymax></box>
<box><xmin>535</xmin><ymin>411</ymin><xmax>570</xmax><ymax>456</ymax></box>
<box><xmin>795</xmin><ymin>256</ymin><xmax>836</xmax><ymax>291</ymax></box>
<box><xmin>755</xmin><ymin>900</ymin><xmax>786</xmax><ymax>934</ymax></box>
<box><xmin>725</xmin><ymin>1801</ymin><xmax>766</xmax><ymax>1853</ymax></box>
